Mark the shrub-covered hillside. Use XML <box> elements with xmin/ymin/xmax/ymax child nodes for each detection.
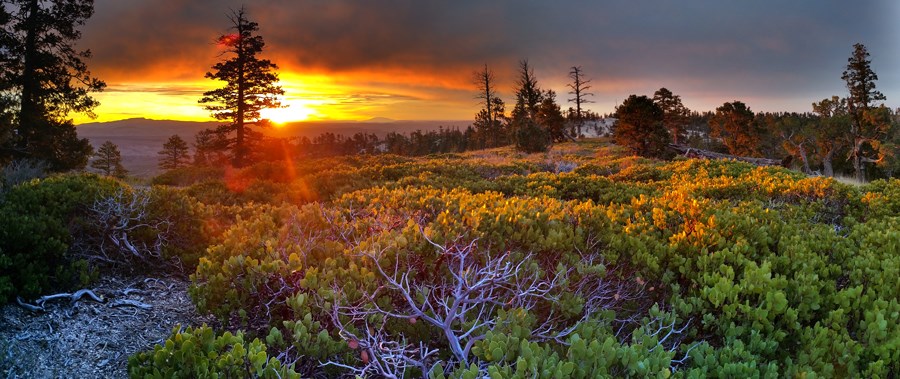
<box><xmin>3</xmin><ymin>140</ymin><xmax>898</xmax><ymax>378</ymax></box>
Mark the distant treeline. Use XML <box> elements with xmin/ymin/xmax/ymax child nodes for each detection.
<box><xmin>173</xmin><ymin>103</ymin><xmax>900</xmax><ymax>181</ymax></box>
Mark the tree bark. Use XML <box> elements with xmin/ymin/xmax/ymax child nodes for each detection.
<box><xmin>822</xmin><ymin>148</ymin><xmax>835</xmax><ymax>177</ymax></box>
<box><xmin>797</xmin><ymin>143</ymin><xmax>811</xmax><ymax>174</ymax></box>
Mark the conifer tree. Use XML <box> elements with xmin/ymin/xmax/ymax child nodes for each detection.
<box><xmin>199</xmin><ymin>7</ymin><xmax>283</xmax><ymax>168</ymax></box>
<box><xmin>614</xmin><ymin>95</ymin><xmax>669</xmax><ymax>158</ymax></box>
<box><xmin>709</xmin><ymin>101</ymin><xmax>762</xmax><ymax>157</ymax></box>
<box><xmin>536</xmin><ymin>90</ymin><xmax>568</xmax><ymax>143</ymax></box>
<box><xmin>510</xmin><ymin>60</ymin><xmax>550</xmax><ymax>152</ymax></box>
<box><xmin>91</xmin><ymin>140</ymin><xmax>126</xmax><ymax>178</ymax></box>
<box><xmin>0</xmin><ymin>0</ymin><xmax>104</xmax><ymax>171</ymax></box>
<box><xmin>157</xmin><ymin>135</ymin><xmax>191</xmax><ymax>170</ymax></box>
<box><xmin>842</xmin><ymin>43</ymin><xmax>889</xmax><ymax>181</ymax></box>
<box><xmin>653</xmin><ymin>88</ymin><xmax>690</xmax><ymax>145</ymax></box>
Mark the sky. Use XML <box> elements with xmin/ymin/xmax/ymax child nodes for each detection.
<box><xmin>73</xmin><ymin>1</ymin><xmax>900</xmax><ymax>124</ymax></box>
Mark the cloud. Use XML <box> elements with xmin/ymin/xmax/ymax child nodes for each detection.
<box><xmin>79</xmin><ymin>0</ymin><xmax>898</xmax><ymax>115</ymax></box>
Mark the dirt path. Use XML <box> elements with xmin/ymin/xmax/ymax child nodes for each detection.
<box><xmin>0</xmin><ymin>275</ymin><xmax>213</xmax><ymax>378</ymax></box>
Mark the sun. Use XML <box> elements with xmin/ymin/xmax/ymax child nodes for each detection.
<box><xmin>261</xmin><ymin>102</ymin><xmax>316</xmax><ymax>124</ymax></box>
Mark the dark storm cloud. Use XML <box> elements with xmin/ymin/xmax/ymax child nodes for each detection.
<box><xmin>81</xmin><ymin>0</ymin><xmax>898</xmax><ymax>112</ymax></box>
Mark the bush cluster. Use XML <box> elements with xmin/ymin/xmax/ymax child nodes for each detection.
<box><xmin>48</xmin><ymin>141</ymin><xmax>897</xmax><ymax>377</ymax></box>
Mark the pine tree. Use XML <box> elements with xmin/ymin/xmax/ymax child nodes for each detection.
<box><xmin>842</xmin><ymin>43</ymin><xmax>889</xmax><ymax>181</ymax></box>
<box><xmin>652</xmin><ymin>88</ymin><xmax>690</xmax><ymax>145</ymax></box>
<box><xmin>91</xmin><ymin>141</ymin><xmax>126</xmax><ymax>178</ymax></box>
<box><xmin>157</xmin><ymin>135</ymin><xmax>191</xmax><ymax>170</ymax></box>
<box><xmin>0</xmin><ymin>0</ymin><xmax>104</xmax><ymax>171</ymax></box>
<box><xmin>199</xmin><ymin>7</ymin><xmax>283</xmax><ymax>168</ymax></box>
<box><xmin>614</xmin><ymin>95</ymin><xmax>669</xmax><ymax>158</ymax></box>
<box><xmin>536</xmin><ymin>90</ymin><xmax>567</xmax><ymax>143</ymax></box>
<box><xmin>709</xmin><ymin>101</ymin><xmax>763</xmax><ymax>157</ymax></box>
<box><xmin>510</xmin><ymin>60</ymin><xmax>549</xmax><ymax>153</ymax></box>
<box><xmin>510</xmin><ymin>60</ymin><xmax>542</xmax><ymax>122</ymax></box>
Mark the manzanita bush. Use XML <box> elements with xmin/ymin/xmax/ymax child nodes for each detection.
<box><xmin>106</xmin><ymin>141</ymin><xmax>899</xmax><ymax>377</ymax></box>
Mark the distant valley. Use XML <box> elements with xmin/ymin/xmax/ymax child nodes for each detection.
<box><xmin>76</xmin><ymin>118</ymin><xmax>470</xmax><ymax>177</ymax></box>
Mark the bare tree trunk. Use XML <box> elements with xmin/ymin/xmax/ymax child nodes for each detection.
<box><xmin>852</xmin><ymin>139</ymin><xmax>865</xmax><ymax>182</ymax></box>
<box><xmin>822</xmin><ymin>148</ymin><xmax>835</xmax><ymax>177</ymax></box>
<box><xmin>797</xmin><ymin>144</ymin><xmax>811</xmax><ymax>174</ymax></box>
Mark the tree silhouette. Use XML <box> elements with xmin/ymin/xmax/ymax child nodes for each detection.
<box><xmin>472</xmin><ymin>64</ymin><xmax>506</xmax><ymax>148</ymax></box>
<box><xmin>652</xmin><ymin>88</ymin><xmax>690</xmax><ymax>145</ymax></box>
<box><xmin>842</xmin><ymin>43</ymin><xmax>888</xmax><ymax>181</ymax></box>
<box><xmin>567</xmin><ymin>66</ymin><xmax>594</xmax><ymax>137</ymax></box>
<box><xmin>199</xmin><ymin>7</ymin><xmax>283</xmax><ymax>168</ymax></box>
<box><xmin>614</xmin><ymin>95</ymin><xmax>669</xmax><ymax>158</ymax></box>
<box><xmin>537</xmin><ymin>90</ymin><xmax>568</xmax><ymax>143</ymax></box>
<box><xmin>157</xmin><ymin>135</ymin><xmax>191</xmax><ymax>170</ymax></box>
<box><xmin>0</xmin><ymin>0</ymin><xmax>104</xmax><ymax>170</ymax></box>
<box><xmin>91</xmin><ymin>141</ymin><xmax>126</xmax><ymax>178</ymax></box>
<box><xmin>510</xmin><ymin>60</ymin><xmax>550</xmax><ymax>152</ymax></box>
<box><xmin>510</xmin><ymin>60</ymin><xmax>542</xmax><ymax>121</ymax></box>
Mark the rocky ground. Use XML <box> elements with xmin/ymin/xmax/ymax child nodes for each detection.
<box><xmin>0</xmin><ymin>275</ymin><xmax>213</xmax><ymax>378</ymax></box>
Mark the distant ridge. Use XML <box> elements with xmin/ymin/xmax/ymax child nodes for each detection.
<box><xmin>363</xmin><ymin>117</ymin><xmax>396</xmax><ymax>123</ymax></box>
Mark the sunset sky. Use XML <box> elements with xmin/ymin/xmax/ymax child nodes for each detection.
<box><xmin>74</xmin><ymin>1</ymin><xmax>899</xmax><ymax>124</ymax></box>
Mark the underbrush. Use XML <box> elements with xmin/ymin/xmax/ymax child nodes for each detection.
<box><xmin>6</xmin><ymin>141</ymin><xmax>897</xmax><ymax>377</ymax></box>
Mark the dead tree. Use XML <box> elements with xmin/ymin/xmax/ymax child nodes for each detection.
<box><xmin>568</xmin><ymin>66</ymin><xmax>594</xmax><ymax>137</ymax></box>
<box><xmin>325</xmin><ymin>232</ymin><xmax>653</xmax><ymax>377</ymax></box>
<box><xmin>82</xmin><ymin>189</ymin><xmax>172</xmax><ymax>266</ymax></box>
<box><xmin>669</xmin><ymin>144</ymin><xmax>783</xmax><ymax>167</ymax></box>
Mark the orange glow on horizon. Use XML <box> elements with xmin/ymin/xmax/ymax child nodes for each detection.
<box><xmin>71</xmin><ymin>70</ymin><xmax>480</xmax><ymax>124</ymax></box>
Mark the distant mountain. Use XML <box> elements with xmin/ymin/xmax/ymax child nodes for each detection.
<box><xmin>363</xmin><ymin>117</ymin><xmax>396</xmax><ymax>123</ymax></box>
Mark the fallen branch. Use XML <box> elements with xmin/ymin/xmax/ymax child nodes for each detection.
<box><xmin>16</xmin><ymin>289</ymin><xmax>105</xmax><ymax>312</ymax></box>
<box><xmin>669</xmin><ymin>144</ymin><xmax>785</xmax><ymax>167</ymax></box>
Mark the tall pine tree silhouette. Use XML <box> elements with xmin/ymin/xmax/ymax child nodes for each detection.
<box><xmin>199</xmin><ymin>7</ymin><xmax>283</xmax><ymax>168</ymax></box>
<box><xmin>0</xmin><ymin>0</ymin><xmax>104</xmax><ymax>170</ymax></box>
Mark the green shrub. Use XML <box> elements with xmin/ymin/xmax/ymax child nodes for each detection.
<box><xmin>128</xmin><ymin>325</ymin><xmax>299</xmax><ymax>379</ymax></box>
<box><xmin>514</xmin><ymin>118</ymin><xmax>551</xmax><ymax>153</ymax></box>
<box><xmin>145</xmin><ymin>186</ymin><xmax>209</xmax><ymax>268</ymax></box>
<box><xmin>0</xmin><ymin>174</ymin><xmax>124</xmax><ymax>302</ymax></box>
<box><xmin>151</xmin><ymin>166</ymin><xmax>225</xmax><ymax>187</ymax></box>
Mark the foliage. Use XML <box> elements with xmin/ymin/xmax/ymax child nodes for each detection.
<box><xmin>0</xmin><ymin>174</ymin><xmax>124</xmax><ymax>302</ymax></box>
<box><xmin>709</xmin><ymin>101</ymin><xmax>763</xmax><ymax>157</ymax></box>
<box><xmin>128</xmin><ymin>325</ymin><xmax>300</xmax><ymax>379</ymax></box>
<box><xmin>0</xmin><ymin>0</ymin><xmax>104</xmax><ymax>171</ymax></box>
<box><xmin>132</xmin><ymin>141</ymin><xmax>900</xmax><ymax>377</ymax></box>
<box><xmin>91</xmin><ymin>141</ymin><xmax>127</xmax><ymax>178</ymax></box>
<box><xmin>198</xmin><ymin>8</ymin><xmax>283</xmax><ymax>168</ymax></box>
<box><xmin>537</xmin><ymin>90</ymin><xmax>569</xmax><ymax>143</ymax></box>
<box><xmin>514</xmin><ymin>116</ymin><xmax>551</xmax><ymax>153</ymax></box>
<box><xmin>842</xmin><ymin>43</ymin><xmax>890</xmax><ymax>182</ymax></box>
<box><xmin>842</xmin><ymin>43</ymin><xmax>886</xmax><ymax>116</ymax></box>
<box><xmin>150</xmin><ymin>165</ymin><xmax>225</xmax><ymax>187</ymax></box>
<box><xmin>653</xmin><ymin>88</ymin><xmax>690</xmax><ymax>145</ymax></box>
<box><xmin>614</xmin><ymin>95</ymin><xmax>670</xmax><ymax>158</ymax></box>
<box><xmin>0</xmin><ymin>158</ymin><xmax>47</xmax><ymax>193</ymax></box>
